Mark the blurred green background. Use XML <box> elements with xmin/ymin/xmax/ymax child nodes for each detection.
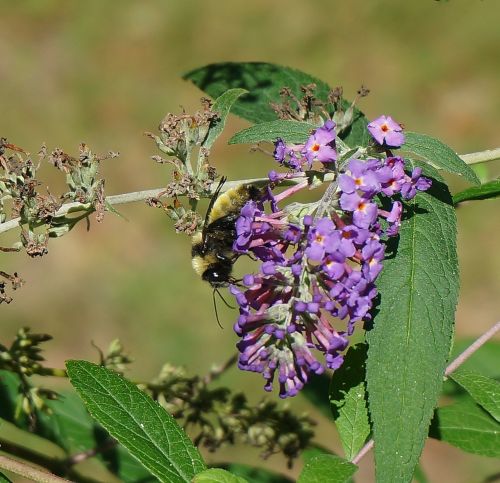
<box><xmin>1</xmin><ymin>1</ymin><xmax>499</xmax><ymax>481</ymax></box>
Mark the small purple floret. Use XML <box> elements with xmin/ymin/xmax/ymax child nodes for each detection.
<box><xmin>368</xmin><ymin>115</ymin><xmax>405</xmax><ymax>147</ymax></box>
<box><xmin>303</xmin><ymin>120</ymin><xmax>337</xmax><ymax>167</ymax></box>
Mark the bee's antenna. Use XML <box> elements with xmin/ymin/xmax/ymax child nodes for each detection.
<box><xmin>212</xmin><ymin>288</ymin><xmax>237</xmax><ymax>329</ymax></box>
<box><xmin>215</xmin><ymin>288</ymin><xmax>235</xmax><ymax>309</ymax></box>
<box><xmin>212</xmin><ymin>289</ymin><xmax>224</xmax><ymax>329</ymax></box>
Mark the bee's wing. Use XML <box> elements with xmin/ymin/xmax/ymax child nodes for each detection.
<box><xmin>202</xmin><ymin>176</ymin><xmax>227</xmax><ymax>242</ymax></box>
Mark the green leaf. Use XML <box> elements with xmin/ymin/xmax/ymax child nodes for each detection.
<box><xmin>443</xmin><ymin>339</ymin><xmax>500</xmax><ymax>398</ymax></box>
<box><xmin>229</xmin><ymin>120</ymin><xmax>315</xmax><ymax>145</ymax></box>
<box><xmin>452</xmin><ymin>179</ymin><xmax>500</xmax><ymax>204</ymax></box>
<box><xmin>0</xmin><ymin>472</ymin><xmax>12</xmax><ymax>483</ymax></box>
<box><xmin>217</xmin><ymin>463</ymin><xmax>292</xmax><ymax>483</ymax></box>
<box><xmin>366</xmin><ymin>161</ymin><xmax>458</xmax><ymax>483</ymax></box>
<box><xmin>430</xmin><ymin>397</ymin><xmax>500</xmax><ymax>457</ymax></box>
<box><xmin>52</xmin><ymin>406</ymin><xmax>157</xmax><ymax>483</ymax></box>
<box><xmin>99</xmin><ymin>443</ymin><xmax>158</xmax><ymax>483</ymax></box>
<box><xmin>37</xmin><ymin>392</ymin><xmax>100</xmax><ymax>453</ymax></box>
<box><xmin>402</xmin><ymin>132</ymin><xmax>480</xmax><ymax>185</ymax></box>
<box><xmin>0</xmin><ymin>371</ymin><xmax>24</xmax><ymax>426</ymax></box>
<box><xmin>301</xmin><ymin>373</ymin><xmax>332</xmax><ymax>420</ymax></box>
<box><xmin>203</xmin><ymin>88</ymin><xmax>248</xmax><ymax>150</ymax></box>
<box><xmin>66</xmin><ymin>360</ymin><xmax>205</xmax><ymax>483</ymax></box>
<box><xmin>450</xmin><ymin>370</ymin><xmax>500</xmax><ymax>422</ymax></box>
<box><xmin>183</xmin><ymin>62</ymin><xmax>370</xmax><ymax>147</ymax></box>
<box><xmin>329</xmin><ymin>344</ymin><xmax>370</xmax><ymax>460</ymax></box>
<box><xmin>193</xmin><ymin>468</ymin><xmax>247</xmax><ymax>483</ymax></box>
<box><xmin>412</xmin><ymin>463</ymin><xmax>429</xmax><ymax>483</ymax></box>
<box><xmin>297</xmin><ymin>454</ymin><xmax>357</xmax><ymax>483</ymax></box>
<box><xmin>0</xmin><ymin>371</ymin><xmax>155</xmax><ymax>482</ymax></box>
<box><xmin>301</xmin><ymin>445</ymin><xmax>335</xmax><ymax>463</ymax></box>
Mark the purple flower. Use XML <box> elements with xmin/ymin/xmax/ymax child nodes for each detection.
<box><xmin>339</xmin><ymin>158</ymin><xmax>381</xmax><ymax>195</ymax></box>
<box><xmin>376</xmin><ymin>157</ymin><xmax>405</xmax><ymax>197</ymax></box>
<box><xmin>368</xmin><ymin>115</ymin><xmax>405</xmax><ymax>147</ymax></box>
<box><xmin>234</xmin><ymin>201</ymin><xmax>261</xmax><ymax>252</ymax></box>
<box><xmin>401</xmin><ymin>167</ymin><xmax>432</xmax><ymax>199</ymax></box>
<box><xmin>385</xmin><ymin>201</ymin><xmax>402</xmax><ymax>236</ymax></box>
<box><xmin>272</xmin><ymin>138</ymin><xmax>306</xmax><ymax>170</ymax></box>
<box><xmin>339</xmin><ymin>192</ymin><xmax>378</xmax><ymax>229</ymax></box>
<box><xmin>303</xmin><ymin>120</ymin><xmax>337</xmax><ymax>167</ymax></box>
<box><xmin>273</xmin><ymin>138</ymin><xmax>287</xmax><ymax>163</ymax></box>
<box><xmin>361</xmin><ymin>239</ymin><xmax>385</xmax><ymax>281</ymax></box>
<box><xmin>305</xmin><ymin>218</ymin><xmax>338</xmax><ymax>261</ymax></box>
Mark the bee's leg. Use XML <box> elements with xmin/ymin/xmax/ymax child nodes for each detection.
<box><xmin>233</xmin><ymin>253</ymin><xmax>257</xmax><ymax>262</ymax></box>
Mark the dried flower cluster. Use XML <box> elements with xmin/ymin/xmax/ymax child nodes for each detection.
<box><xmin>0</xmin><ymin>138</ymin><xmax>116</xmax><ymax>301</ymax></box>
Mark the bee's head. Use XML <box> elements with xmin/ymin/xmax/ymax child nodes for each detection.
<box><xmin>202</xmin><ymin>261</ymin><xmax>233</xmax><ymax>288</ymax></box>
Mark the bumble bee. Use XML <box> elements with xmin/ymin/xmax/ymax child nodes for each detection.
<box><xmin>191</xmin><ymin>177</ymin><xmax>261</xmax><ymax>287</ymax></box>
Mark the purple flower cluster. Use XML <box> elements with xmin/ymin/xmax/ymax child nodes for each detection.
<box><xmin>231</xmin><ymin>116</ymin><xmax>431</xmax><ymax>398</ymax></box>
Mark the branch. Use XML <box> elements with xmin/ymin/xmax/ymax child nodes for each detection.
<box><xmin>351</xmin><ymin>320</ymin><xmax>500</xmax><ymax>466</ymax></box>
<box><xmin>0</xmin><ymin>176</ymin><xmax>292</xmax><ymax>236</ymax></box>
<box><xmin>0</xmin><ymin>438</ymin><xmax>63</xmax><ymax>475</ymax></box>
<box><xmin>0</xmin><ymin>454</ymin><xmax>70</xmax><ymax>483</ymax></box>
<box><xmin>460</xmin><ymin>147</ymin><xmax>500</xmax><ymax>165</ymax></box>
<box><xmin>62</xmin><ymin>439</ymin><xmax>117</xmax><ymax>469</ymax></box>
<box><xmin>445</xmin><ymin>321</ymin><xmax>500</xmax><ymax>376</ymax></box>
<box><xmin>0</xmin><ymin>146</ymin><xmax>497</xmax><ymax>237</ymax></box>
<box><xmin>203</xmin><ymin>353</ymin><xmax>238</xmax><ymax>385</ymax></box>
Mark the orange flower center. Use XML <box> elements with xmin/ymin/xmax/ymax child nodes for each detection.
<box><xmin>312</xmin><ymin>143</ymin><xmax>320</xmax><ymax>152</ymax></box>
<box><xmin>381</xmin><ymin>123</ymin><xmax>390</xmax><ymax>133</ymax></box>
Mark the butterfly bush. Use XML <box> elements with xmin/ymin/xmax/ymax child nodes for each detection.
<box><xmin>230</xmin><ymin>117</ymin><xmax>431</xmax><ymax>398</ymax></box>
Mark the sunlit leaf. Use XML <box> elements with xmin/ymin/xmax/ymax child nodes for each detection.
<box><xmin>66</xmin><ymin>360</ymin><xmax>205</xmax><ymax>483</ymax></box>
<box><xmin>452</xmin><ymin>179</ymin><xmax>500</xmax><ymax>204</ymax></box>
<box><xmin>450</xmin><ymin>370</ymin><xmax>500</xmax><ymax>422</ymax></box>
<box><xmin>402</xmin><ymin>132</ymin><xmax>480</xmax><ymax>185</ymax></box>
<box><xmin>297</xmin><ymin>454</ymin><xmax>357</xmax><ymax>483</ymax></box>
<box><xmin>329</xmin><ymin>344</ymin><xmax>370</xmax><ymax>460</ymax></box>
<box><xmin>184</xmin><ymin>62</ymin><xmax>370</xmax><ymax>147</ymax></box>
<box><xmin>193</xmin><ymin>468</ymin><xmax>247</xmax><ymax>483</ymax></box>
<box><xmin>203</xmin><ymin>88</ymin><xmax>248</xmax><ymax>149</ymax></box>
<box><xmin>216</xmin><ymin>463</ymin><xmax>292</xmax><ymax>483</ymax></box>
<box><xmin>430</xmin><ymin>397</ymin><xmax>500</xmax><ymax>457</ymax></box>
<box><xmin>229</xmin><ymin>120</ymin><xmax>315</xmax><ymax>145</ymax></box>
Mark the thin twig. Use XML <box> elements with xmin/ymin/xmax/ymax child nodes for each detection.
<box><xmin>460</xmin><ymin>148</ymin><xmax>500</xmax><ymax>165</ymax></box>
<box><xmin>0</xmin><ymin>438</ymin><xmax>63</xmax><ymax>475</ymax></box>
<box><xmin>351</xmin><ymin>439</ymin><xmax>374</xmax><ymax>465</ymax></box>
<box><xmin>445</xmin><ymin>321</ymin><xmax>500</xmax><ymax>376</ymax></box>
<box><xmin>0</xmin><ymin>176</ymin><xmax>300</xmax><ymax>236</ymax></box>
<box><xmin>350</xmin><ymin>320</ymin><xmax>500</xmax><ymax>466</ymax></box>
<box><xmin>0</xmin><ymin>146</ymin><xmax>497</xmax><ymax>237</ymax></box>
<box><xmin>203</xmin><ymin>353</ymin><xmax>238</xmax><ymax>385</ymax></box>
<box><xmin>0</xmin><ymin>454</ymin><xmax>71</xmax><ymax>483</ymax></box>
<box><xmin>63</xmin><ymin>439</ymin><xmax>117</xmax><ymax>468</ymax></box>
